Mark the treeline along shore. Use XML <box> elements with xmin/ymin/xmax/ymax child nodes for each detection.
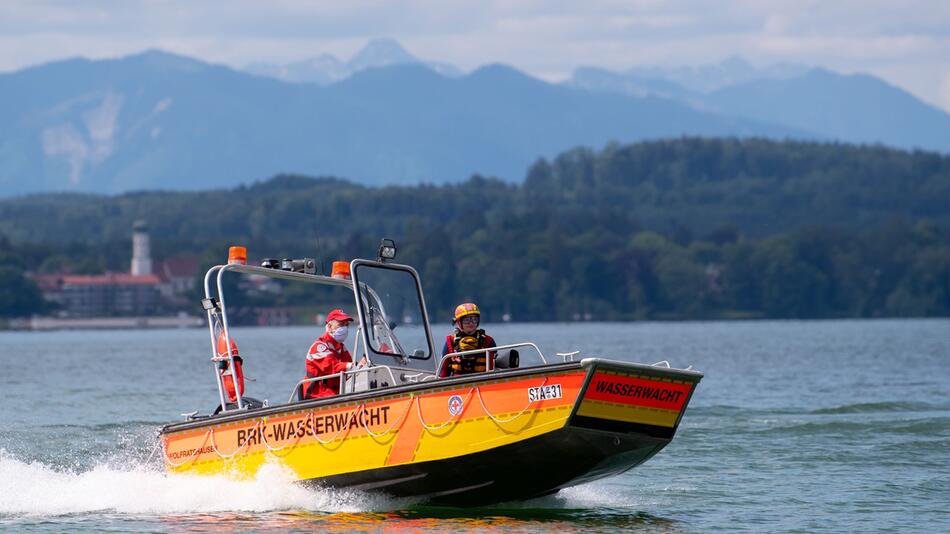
<box><xmin>1</xmin><ymin>137</ymin><xmax>948</xmax><ymax>321</ymax></box>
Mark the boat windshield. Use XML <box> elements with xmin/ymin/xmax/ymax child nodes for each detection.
<box><xmin>352</xmin><ymin>261</ymin><xmax>434</xmax><ymax>370</ymax></box>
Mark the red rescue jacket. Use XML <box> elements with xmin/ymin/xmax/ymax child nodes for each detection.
<box><xmin>304</xmin><ymin>332</ymin><xmax>352</xmax><ymax>399</ymax></box>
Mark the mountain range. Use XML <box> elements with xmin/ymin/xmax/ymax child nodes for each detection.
<box><xmin>0</xmin><ymin>41</ymin><xmax>948</xmax><ymax>197</ymax></box>
<box><xmin>245</xmin><ymin>38</ymin><xmax>462</xmax><ymax>84</ymax></box>
<box><xmin>568</xmin><ymin>60</ymin><xmax>950</xmax><ymax>153</ymax></box>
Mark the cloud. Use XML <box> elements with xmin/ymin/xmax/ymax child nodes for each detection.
<box><xmin>1</xmin><ymin>0</ymin><xmax>950</xmax><ymax>110</ymax></box>
<box><xmin>940</xmin><ymin>74</ymin><xmax>950</xmax><ymax>111</ymax></box>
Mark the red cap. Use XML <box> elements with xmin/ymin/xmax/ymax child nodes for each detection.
<box><xmin>326</xmin><ymin>309</ymin><xmax>354</xmax><ymax>324</ymax></box>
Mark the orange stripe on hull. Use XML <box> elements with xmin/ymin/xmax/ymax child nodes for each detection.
<box><xmin>162</xmin><ymin>370</ymin><xmax>588</xmax><ymax>471</ymax></box>
<box><xmin>384</xmin><ymin>405</ymin><xmax>425</xmax><ymax>465</ymax></box>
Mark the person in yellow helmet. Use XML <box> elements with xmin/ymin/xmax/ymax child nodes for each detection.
<box><xmin>440</xmin><ymin>302</ymin><xmax>497</xmax><ymax>377</ymax></box>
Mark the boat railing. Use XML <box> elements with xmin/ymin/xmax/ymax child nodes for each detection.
<box><xmin>287</xmin><ymin>364</ymin><xmax>403</xmax><ymax>403</ymax></box>
<box><xmin>203</xmin><ymin>261</ymin><xmax>357</xmax><ymax>413</ymax></box>
<box><xmin>557</xmin><ymin>351</ymin><xmax>581</xmax><ymax>362</ymax></box>
<box><xmin>401</xmin><ymin>371</ymin><xmax>439</xmax><ymax>383</ymax></box>
<box><xmin>439</xmin><ymin>342</ymin><xmax>547</xmax><ymax>376</ymax></box>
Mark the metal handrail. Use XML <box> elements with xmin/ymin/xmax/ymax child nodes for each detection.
<box><xmin>400</xmin><ymin>370</ymin><xmax>438</xmax><ymax>383</ymax></box>
<box><xmin>215</xmin><ymin>266</ymin><xmax>243</xmax><ymax>410</ymax></box>
<box><xmin>203</xmin><ymin>263</ymin><xmax>358</xmax><ymax>413</ymax></box>
<box><xmin>557</xmin><ymin>351</ymin><xmax>581</xmax><ymax>362</ymax></box>
<box><xmin>287</xmin><ymin>364</ymin><xmax>399</xmax><ymax>403</ymax></box>
<box><xmin>203</xmin><ymin>265</ymin><xmax>229</xmax><ymax>412</ymax></box>
<box><xmin>199</xmin><ymin>260</ymin><xmax>437</xmax><ymax>413</ymax></box>
<box><xmin>289</xmin><ymin>372</ymin><xmax>345</xmax><ymax>403</ymax></box>
<box><xmin>439</xmin><ymin>341</ymin><xmax>547</xmax><ymax>376</ymax></box>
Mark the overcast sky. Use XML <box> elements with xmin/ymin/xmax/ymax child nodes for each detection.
<box><xmin>2</xmin><ymin>0</ymin><xmax>949</xmax><ymax>111</ymax></box>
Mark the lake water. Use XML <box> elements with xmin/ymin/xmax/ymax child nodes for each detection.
<box><xmin>1</xmin><ymin>319</ymin><xmax>948</xmax><ymax>532</ymax></box>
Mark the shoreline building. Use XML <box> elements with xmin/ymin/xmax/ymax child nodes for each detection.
<box><xmin>131</xmin><ymin>220</ymin><xmax>153</xmax><ymax>276</ymax></box>
<box><xmin>33</xmin><ymin>272</ymin><xmax>162</xmax><ymax>317</ymax></box>
<box><xmin>31</xmin><ymin>220</ymin><xmax>163</xmax><ymax>317</ymax></box>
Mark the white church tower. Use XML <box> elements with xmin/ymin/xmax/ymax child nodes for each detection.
<box><xmin>131</xmin><ymin>220</ymin><xmax>152</xmax><ymax>276</ymax></box>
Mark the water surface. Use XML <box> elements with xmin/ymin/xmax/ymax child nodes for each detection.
<box><xmin>1</xmin><ymin>319</ymin><xmax>948</xmax><ymax>532</ymax></box>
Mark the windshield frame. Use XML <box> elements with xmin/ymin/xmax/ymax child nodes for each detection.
<box><xmin>350</xmin><ymin>259</ymin><xmax>436</xmax><ymax>368</ymax></box>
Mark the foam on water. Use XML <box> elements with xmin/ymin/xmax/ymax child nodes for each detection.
<box><xmin>0</xmin><ymin>449</ymin><xmax>402</xmax><ymax>517</ymax></box>
<box><xmin>541</xmin><ymin>483</ymin><xmax>636</xmax><ymax>509</ymax></box>
<box><xmin>0</xmin><ymin>444</ymin><xmax>659</xmax><ymax>523</ymax></box>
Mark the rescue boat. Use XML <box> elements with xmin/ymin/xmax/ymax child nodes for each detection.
<box><xmin>159</xmin><ymin>241</ymin><xmax>703</xmax><ymax>506</ymax></box>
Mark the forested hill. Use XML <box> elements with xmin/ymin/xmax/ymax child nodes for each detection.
<box><xmin>1</xmin><ymin>138</ymin><xmax>947</xmax><ymax>244</ymax></box>
<box><xmin>1</xmin><ymin>138</ymin><xmax>948</xmax><ymax>320</ymax></box>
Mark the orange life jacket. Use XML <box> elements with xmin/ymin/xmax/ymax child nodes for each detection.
<box><xmin>441</xmin><ymin>330</ymin><xmax>496</xmax><ymax>376</ymax></box>
<box><xmin>216</xmin><ymin>332</ymin><xmax>245</xmax><ymax>402</ymax></box>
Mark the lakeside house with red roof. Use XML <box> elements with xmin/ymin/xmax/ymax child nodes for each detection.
<box><xmin>32</xmin><ymin>272</ymin><xmax>163</xmax><ymax>317</ymax></box>
<box><xmin>28</xmin><ymin>222</ymin><xmax>200</xmax><ymax>318</ymax></box>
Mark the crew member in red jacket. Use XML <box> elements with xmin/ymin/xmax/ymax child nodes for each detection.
<box><xmin>440</xmin><ymin>302</ymin><xmax>497</xmax><ymax>377</ymax></box>
<box><xmin>303</xmin><ymin>309</ymin><xmax>367</xmax><ymax>399</ymax></box>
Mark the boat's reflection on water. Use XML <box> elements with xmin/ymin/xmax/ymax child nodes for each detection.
<box><xmin>159</xmin><ymin>507</ymin><xmax>679</xmax><ymax>533</ymax></box>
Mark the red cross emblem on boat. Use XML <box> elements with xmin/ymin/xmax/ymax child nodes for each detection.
<box><xmin>448</xmin><ymin>394</ymin><xmax>464</xmax><ymax>416</ymax></box>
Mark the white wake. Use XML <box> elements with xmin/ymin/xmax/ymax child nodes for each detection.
<box><xmin>0</xmin><ymin>449</ymin><xmax>395</xmax><ymax>517</ymax></box>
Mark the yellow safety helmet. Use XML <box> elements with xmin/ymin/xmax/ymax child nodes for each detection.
<box><xmin>453</xmin><ymin>302</ymin><xmax>481</xmax><ymax>322</ymax></box>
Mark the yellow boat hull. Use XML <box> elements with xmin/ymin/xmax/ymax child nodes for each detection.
<box><xmin>160</xmin><ymin>359</ymin><xmax>701</xmax><ymax>505</ymax></box>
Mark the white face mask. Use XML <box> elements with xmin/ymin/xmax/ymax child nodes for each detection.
<box><xmin>330</xmin><ymin>325</ymin><xmax>349</xmax><ymax>342</ymax></box>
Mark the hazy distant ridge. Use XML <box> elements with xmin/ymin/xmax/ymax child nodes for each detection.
<box><xmin>0</xmin><ymin>50</ymin><xmax>795</xmax><ymax>196</ymax></box>
<box><xmin>568</xmin><ymin>58</ymin><xmax>950</xmax><ymax>155</ymax></box>
<box><xmin>1</xmin><ymin>44</ymin><xmax>949</xmax><ymax>197</ymax></box>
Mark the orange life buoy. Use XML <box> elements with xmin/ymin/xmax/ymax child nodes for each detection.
<box><xmin>216</xmin><ymin>331</ymin><xmax>245</xmax><ymax>402</ymax></box>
